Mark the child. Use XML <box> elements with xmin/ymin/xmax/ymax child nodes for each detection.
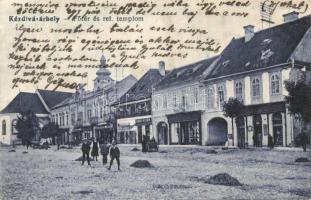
<box><xmin>108</xmin><ymin>140</ymin><xmax>121</xmax><ymax>170</ymax></box>
<box><xmin>100</xmin><ymin>142</ymin><xmax>110</xmax><ymax>165</ymax></box>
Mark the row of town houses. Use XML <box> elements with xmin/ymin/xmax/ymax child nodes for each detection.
<box><xmin>1</xmin><ymin>12</ymin><xmax>311</xmax><ymax>147</ymax></box>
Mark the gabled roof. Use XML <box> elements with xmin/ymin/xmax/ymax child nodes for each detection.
<box><xmin>119</xmin><ymin>69</ymin><xmax>166</xmax><ymax>103</ymax></box>
<box><xmin>0</xmin><ymin>92</ymin><xmax>48</xmax><ymax>114</ymax></box>
<box><xmin>155</xmin><ymin>56</ymin><xmax>219</xmax><ymax>90</ymax></box>
<box><xmin>37</xmin><ymin>89</ymin><xmax>73</xmax><ymax>109</ymax></box>
<box><xmin>205</xmin><ymin>15</ymin><xmax>311</xmax><ymax>80</ymax></box>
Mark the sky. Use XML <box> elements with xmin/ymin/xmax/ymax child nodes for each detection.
<box><xmin>0</xmin><ymin>0</ymin><xmax>310</xmax><ymax>110</ymax></box>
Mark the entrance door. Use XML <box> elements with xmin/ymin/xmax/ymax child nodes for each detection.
<box><xmin>273</xmin><ymin>113</ymin><xmax>283</xmax><ymax>146</ymax></box>
<box><xmin>207</xmin><ymin>118</ymin><xmax>228</xmax><ymax>145</ymax></box>
<box><xmin>253</xmin><ymin>115</ymin><xmax>262</xmax><ymax>147</ymax></box>
<box><xmin>157</xmin><ymin>122</ymin><xmax>168</xmax><ymax>145</ymax></box>
<box><xmin>237</xmin><ymin>116</ymin><xmax>245</xmax><ymax>148</ymax></box>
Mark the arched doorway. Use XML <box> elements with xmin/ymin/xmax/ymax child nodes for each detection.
<box><xmin>157</xmin><ymin>122</ymin><xmax>168</xmax><ymax>145</ymax></box>
<box><xmin>253</xmin><ymin>115</ymin><xmax>262</xmax><ymax>147</ymax></box>
<box><xmin>272</xmin><ymin>113</ymin><xmax>283</xmax><ymax>146</ymax></box>
<box><xmin>207</xmin><ymin>118</ymin><xmax>228</xmax><ymax>145</ymax></box>
<box><xmin>236</xmin><ymin>116</ymin><xmax>245</xmax><ymax>148</ymax></box>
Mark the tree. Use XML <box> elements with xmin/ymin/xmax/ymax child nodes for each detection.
<box><xmin>15</xmin><ymin>110</ymin><xmax>40</xmax><ymax>146</ymax></box>
<box><xmin>285</xmin><ymin>80</ymin><xmax>311</xmax><ymax>151</ymax></box>
<box><xmin>41</xmin><ymin>122</ymin><xmax>60</xmax><ymax>140</ymax></box>
<box><xmin>285</xmin><ymin>80</ymin><xmax>311</xmax><ymax>124</ymax></box>
<box><xmin>223</xmin><ymin>98</ymin><xmax>244</xmax><ymax>146</ymax></box>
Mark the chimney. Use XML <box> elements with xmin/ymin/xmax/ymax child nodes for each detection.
<box><xmin>283</xmin><ymin>11</ymin><xmax>299</xmax><ymax>23</ymax></box>
<box><xmin>243</xmin><ymin>25</ymin><xmax>254</xmax><ymax>42</ymax></box>
<box><xmin>159</xmin><ymin>61</ymin><xmax>166</xmax><ymax>76</ymax></box>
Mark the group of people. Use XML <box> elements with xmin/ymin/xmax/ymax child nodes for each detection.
<box><xmin>81</xmin><ymin>138</ymin><xmax>121</xmax><ymax>170</ymax></box>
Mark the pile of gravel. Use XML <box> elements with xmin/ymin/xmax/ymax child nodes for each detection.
<box><xmin>130</xmin><ymin>160</ymin><xmax>153</xmax><ymax>168</ymax></box>
<box><xmin>198</xmin><ymin>173</ymin><xmax>242</xmax><ymax>186</ymax></box>
<box><xmin>295</xmin><ymin>157</ymin><xmax>310</xmax><ymax>162</ymax></box>
<box><xmin>131</xmin><ymin>147</ymin><xmax>140</xmax><ymax>151</ymax></box>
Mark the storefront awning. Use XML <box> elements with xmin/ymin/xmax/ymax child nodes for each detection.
<box><xmin>242</xmin><ymin>102</ymin><xmax>285</xmax><ymax>116</ymax></box>
<box><xmin>167</xmin><ymin>111</ymin><xmax>202</xmax><ymax>123</ymax></box>
<box><xmin>135</xmin><ymin>118</ymin><xmax>152</xmax><ymax>126</ymax></box>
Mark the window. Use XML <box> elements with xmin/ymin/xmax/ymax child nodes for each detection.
<box><xmin>182</xmin><ymin>95</ymin><xmax>187</xmax><ymax>108</ymax></box>
<box><xmin>194</xmin><ymin>88</ymin><xmax>199</xmax><ymax>104</ymax></box>
<box><xmin>217</xmin><ymin>85</ymin><xmax>225</xmax><ymax>107</ymax></box>
<box><xmin>235</xmin><ymin>81</ymin><xmax>243</xmax><ymax>100</ymax></box>
<box><xmin>163</xmin><ymin>95</ymin><xmax>167</xmax><ymax>109</ymax></box>
<box><xmin>207</xmin><ymin>88</ymin><xmax>214</xmax><ymax>109</ymax></box>
<box><xmin>56</xmin><ymin>114</ymin><xmax>59</xmax><ymax>125</ymax></box>
<box><xmin>71</xmin><ymin>112</ymin><xmax>76</xmax><ymax>124</ymax></box>
<box><xmin>66</xmin><ymin>112</ymin><xmax>69</xmax><ymax>125</ymax></box>
<box><xmin>271</xmin><ymin>74</ymin><xmax>280</xmax><ymax>94</ymax></box>
<box><xmin>154</xmin><ymin>100</ymin><xmax>159</xmax><ymax>110</ymax></box>
<box><xmin>100</xmin><ymin>107</ymin><xmax>103</xmax><ymax>118</ymax></box>
<box><xmin>252</xmin><ymin>78</ymin><xmax>261</xmax><ymax>97</ymax></box>
<box><xmin>2</xmin><ymin>120</ymin><xmax>6</xmax><ymax>135</ymax></box>
<box><xmin>87</xmin><ymin>109</ymin><xmax>92</xmax><ymax>120</ymax></box>
<box><xmin>173</xmin><ymin>92</ymin><xmax>177</xmax><ymax>107</ymax></box>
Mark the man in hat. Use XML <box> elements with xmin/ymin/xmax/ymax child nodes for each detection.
<box><xmin>108</xmin><ymin>140</ymin><xmax>121</xmax><ymax>170</ymax></box>
<box><xmin>81</xmin><ymin>138</ymin><xmax>91</xmax><ymax>166</ymax></box>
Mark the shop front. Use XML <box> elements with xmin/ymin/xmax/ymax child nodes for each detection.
<box><xmin>167</xmin><ymin>111</ymin><xmax>202</xmax><ymax>145</ymax></box>
<box><xmin>135</xmin><ymin>118</ymin><xmax>152</xmax><ymax>143</ymax></box>
<box><xmin>94</xmin><ymin>123</ymin><xmax>113</xmax><ymax>143</ymax></box>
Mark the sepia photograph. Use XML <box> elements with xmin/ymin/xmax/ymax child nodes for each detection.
<box><xmin>0</xmin><ymin>0</ymin><xmax>310</xmax><ymax>199</ymax></box>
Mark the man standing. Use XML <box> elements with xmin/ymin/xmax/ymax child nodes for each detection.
<box><xmin>81</xmin><ymin>139</ymin><xmax>91</xmax><ymax>166</ymax></box>
<box><xmin>108</xmin><ymin>140</ymin><xmax>120</xmax><ymax>170</ymax></box>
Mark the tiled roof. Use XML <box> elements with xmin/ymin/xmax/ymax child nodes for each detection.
<box><xmin>119</xmin><ymin>69</ymin><xmax>166</xmax><ymax>103</ymax></box>
<box><xmin>0</xmin><ymin>92</ymin><xmax>48</xmax><ymax>114</ymax></box>
<box><xmin>205</xmin><ymin>15</ymin><xmax>311</xmax><ymax>80</ymax></box>
<box><xmin>155</xmin><ymin>56</ymin><xmax>219</xmax><ymax>90</ymax></box>
<box><xmin>37</xmin><ymin>89</ymin><xmax>73</xmax><ymax>109</ymax></box>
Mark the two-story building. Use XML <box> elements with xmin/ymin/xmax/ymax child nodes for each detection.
<box><xmin>201</xmin><ymin>12</ymin><xmax>311</xmax><ymax>147</ymax></box>
<box><xmin>116</xmin><ymin>61</ymin><xmax>167</xmax><ymax>144</ymax></box>
<box><xmin>152</xmin><ymin>56</ymin><xmax>219</xmax><ymax>145</ymax></box>
<box><xmin>50</xmin><ymin>55</ymin><xmax>137</xmax><ymax>144</ymax></box>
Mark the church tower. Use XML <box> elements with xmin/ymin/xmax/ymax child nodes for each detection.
<box><xmin>93</xmin><ymin>55</ymin><xmax>113</xmax><ymax>91</ymax></box>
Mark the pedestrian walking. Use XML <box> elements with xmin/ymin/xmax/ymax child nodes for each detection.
<box><xmin>91</xmin><ymin>138</ymin><xmax>99</xmax><ymax>161</ymax></box>
<box><xmin>108</xmin><ymin>140</ymin><xmax>121</xmax><ymax>171</ymax></box>
<box><xmin>100</xmin><ymin>142</ymin><xmax>110</xmax><ymax>165</ymax></box>
<box><xmin>81</xmin><ymin>138</ymin><xmax>91</xmax><ymax>166</ymax></box>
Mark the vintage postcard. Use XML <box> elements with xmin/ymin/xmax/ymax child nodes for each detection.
<box><xmin>0</xmin><ymin>0</ymin><xmax>310</xmax><ymax>199</ymax></box>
